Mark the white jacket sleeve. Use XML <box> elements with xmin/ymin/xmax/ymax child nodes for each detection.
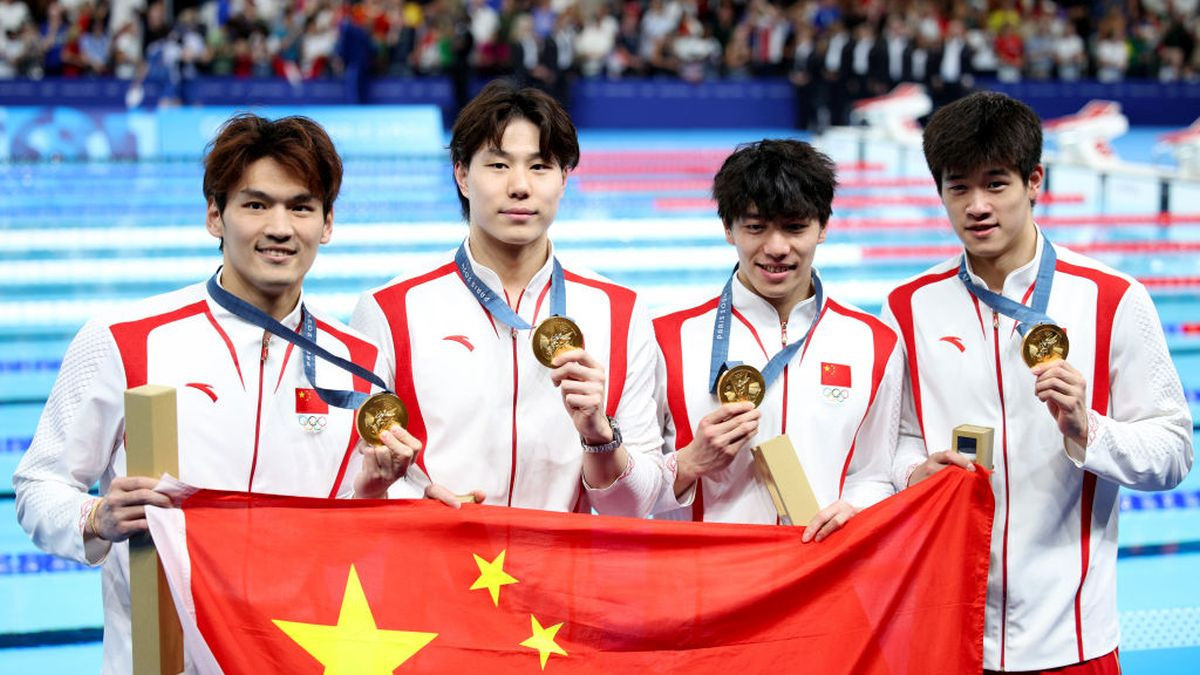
<box><xmin>840</xmin><ymin>341</ymin><xmax>902</xmax><ymax>508</ymax></box>
<box><xmin>1068</xmin><ymin>282</ymin><xmax>1193</xmax><ymax>490</ymax></box>
<box><xmin>350</xmin><ymin>292</ymin><xmax>397</xmax><ymax>392</ymax></box>
<box><xmin>586</xmin><ymin>299</ymin><xmax>670</xmax><ymax>518</ymax></box>
<box><xmin>650</xmin><ymin>340</ymin><xmax>698</xmax><ymax>514</ymax></box>
<box><xmin>879</xmin><ymin>302</ymin><xmax>931</xmax><ymax>490</ymax></box>
<box><xmin>13</xmin><ymin>319</ymin><xmax>126</xmax><ymax>565</ymax></box>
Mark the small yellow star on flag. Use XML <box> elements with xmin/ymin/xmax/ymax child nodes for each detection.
<box><xmin>273</xmin><ymin>564</ymin><xmax>437</xmax><ymax>675</ymax></box>
<box><xmin>469</xmin><ymin>549</ymin><xmax>519</xmax><ymax>606</ymax></box>
<box><xmin>520</xmin><ymin>614</ymin><xmax>568</xmax><ymax>670</ymax></box>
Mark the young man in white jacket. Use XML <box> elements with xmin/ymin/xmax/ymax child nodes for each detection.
<box><xmin>352</xmin><ymin>80</ymin><xmax>665</xmax><ymax>516</ymax></box>
<box><xmin>884</xmin><ymin>91</ymin><xmax>1193</xmax><ymax>673</ymax></box>
<box><xmin>653</xmin><ymin>139</ymin><xmax>901</xmax><ymax>538</ymax></box>
<box><xmin>13</xmin><ymin>114</ymin><xmax>416</xmax><ymax>673</ymax></box>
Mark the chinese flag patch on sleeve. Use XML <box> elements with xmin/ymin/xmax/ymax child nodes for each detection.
<box><xmin>295</xmin><ymin>388</ymin><xmax>329</xmax><ymax>414</ymax></box>
<box><xmin>821</xmin><ymin>362</ymin><xmax>852</xmax><ymax>387</ymax></box>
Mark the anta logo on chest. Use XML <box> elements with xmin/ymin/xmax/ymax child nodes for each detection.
<box><xmin>939</xmin><ymin>336</ymin><xmax>966</xmax><ymax>352</ymax></box>
<box><xmin>820</xmin><ymin>362</ymin><xmax>852</xmax><ymax>404</ymax></box>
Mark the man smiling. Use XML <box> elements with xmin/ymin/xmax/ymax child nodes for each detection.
<box><xmin>352</xmin><ymin>80</ymin><xmax>665</xmax><ymax>515</ymax></box>
<box><xmin>884</xmin><ymin>91</ymin><xmax>1192</xmax><ymax>673</ymax></box>
<box><xmin>653</xmin><ymin>139</ymin><xmax>901</xmax><ymax>538</ymax></box>
<box><xmin>13</xmin><ymin>114</ymin><xmax>413</xmax><ymax>673</ymax></box>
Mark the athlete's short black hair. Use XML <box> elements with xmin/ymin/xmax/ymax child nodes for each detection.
<box><xmin>712</xmin><ymin>139</ymin><xmax>837</xmax><ymax>228</ymax></box>
<box><xmin>922</xmin><ymin>91</ymin><xmax>1043</xmax><ymax>192</ymax></box>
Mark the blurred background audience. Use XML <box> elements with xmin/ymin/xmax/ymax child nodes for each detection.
<box><xmin>1</xmin><ymin>0</ymin><xmax>1197</xmax><ymax>125</ymax></box>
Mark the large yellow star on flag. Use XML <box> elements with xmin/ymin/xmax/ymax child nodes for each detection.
<box><xmin>273</xmin><ymin>564</ymin><xmax>437</xmax><ymax>674</ymax></box>
<box><xmin>469</xmin><ymin>549</ymin><xmax>519</xmax><ymax>606</ymax></box>
<box><xmin>520</xmin><ymin>614</ymin><xmax>568</xmax><ymax>670</ymax></box>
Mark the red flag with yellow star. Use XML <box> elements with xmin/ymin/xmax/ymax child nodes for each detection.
<box><xmin>146</xmin><ymin>468</ymin><xmax>992</xmax><ymax>674</ymax></box>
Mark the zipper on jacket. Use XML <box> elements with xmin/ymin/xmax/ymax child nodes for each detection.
<box><xmin>248</xmin><ymin>332</ymin><xmax>271</xmax><ymax>492</ymax></box>
<box><xmin>780</xmin><ymin>320</ymin><xmax>789</xmax><ymax>435</ymax></box>
<box><xmin>991</xmin><ymin>310</ymin><xmax>1011</xmax><ymax>668</ymax></box>
<box><xmin>506</xmin><ymin>299</ymin><xmax>522</xmax><ymax>507</ymax></box>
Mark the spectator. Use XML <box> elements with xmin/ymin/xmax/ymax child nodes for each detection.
<box><xmin>111</xmin><ymin>19</ymin><xmax>141</xmax><ymax>78</ymax></box>
<box><xmin>993</xmin><ymin>23</ymin><xmax>1023</xmax><ymax>82</ymax></box>
<box><xmin>301</xmin><ymin>8</ymin><xmax>338</xmax><ymax>77</ymax></box>
<box><xmin>641</xmin><ymin>0</ymin><xmax>680</xmax><ymax>71</ymax></box>
<box><xmin>468</xmin><ymin>0</ymin><xmax>501</xmax><ymax>71</ymax></box>
<box><xmin>41</xmin><ymin>1</ymin><xmax>69</xmax><ymax>76</ymax></box>
<box><xmin>930</xmin><ymin>18</ymin><xmax>974</xmax><ymax>107</ymax></box>
<box><xmin>746</xmin><ymin>0</ymin><xmax>789</xmax><ymax>76</ymax></box>
<box><xmin>880</xmin><ymin>13</ymin><xmax>911</xmax><ymax>88</ymax></box>
<box><xmin>79</xmin><ymin>12</ymin><xmax>113</xmax><ymax>74</ymax></box>
<box><xmin>175</xmin><ymin>8</ymin><xmax>209</xmax><ymax>80</ymax></box>
<box><xmin>788</xmin><ymin>19</ymin><xmax>820</xmax><ymax>129</ymax></box>
<box><xmin>819</xmin><ymin>18</ymin><xmax>850</xmax><ymax>125</ymax></box>
<box><xmin>1094</xmin><ymin>15</ymin><xmax>1129</xmax><ymax>83</ymax></box>
<box><xmin>607</xmin><ymin>6</ymin><xmax>644</xmax><ymax>77</ymax></box>
<box><xmin>1052</xmin><ymin>15</ymin><xmax>1086</xmax><ymax>80</ymax></box>
<box><xmin>576</xmin><ymin>1</ymin><xmax>616</xmax><ymax>78</ymax></box>
<box><xmin>1024</xmin><ymin>14</ymin><xmax>1056</xmax><ymax>80</ymax></box>
<box><xmin>673</xmin><ymin>0</ymin><xmax>719</xmax><ymax>82</ymax></box>
<box><xmin>0</xmin><ymin>0</ymin><xmax>30</xmax><ymax>36</ymax></box>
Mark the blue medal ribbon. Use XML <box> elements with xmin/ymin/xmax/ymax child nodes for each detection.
<box><xmin>957</xmin><ymin>238</ymin><xmax>1058</xmax><ymax>336</ymax></box>
<box><xmin>454</xmin><ymin>241</ymin><xmax>567</xmax><ymax>328</ymax></box>
<box><xmin>708</xmin><ymin>266</ymin><xmax>824</xmax><ymax>394</ymax></box>
<box><xmin>205</xmin><ymin>269</ymin><xmax>388</xmax><ymax>410</ymax></box>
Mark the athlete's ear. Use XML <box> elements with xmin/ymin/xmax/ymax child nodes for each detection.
<box><xmin>723</xmin><ymin>222</ymin><xmax>735</xmax><ymax>246</ymax></box>
<box><xmin>817</xmin><ymin>223</ymin><xmax>827</xmax><ymax>244</ymax></box>
<box><xmin>1027</xmin><ymin>164</ymin><xmax>1044</xmax><ymax>205</ymax></box>
<box><xmin>321</xmin><ymin>208</ymin><xmax>333</xmax><ymax>245</ymax></box>
<box><xmin>454</xmin><ymin>162</ymin><xmax>469</xmax><ymax>199</ymax></box>
<box><xmin>205</xmin><ymin>199</ymin><xmax>223</xmax><ymax>239</ymax></box>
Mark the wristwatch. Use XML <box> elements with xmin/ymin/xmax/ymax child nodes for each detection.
<box><xmin>581</xmin><ymin>416</ymin><xmax>622</xmax><ymax>453</ymax></box>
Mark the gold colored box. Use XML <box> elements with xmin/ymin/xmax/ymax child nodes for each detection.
<box><xmin>951</xmin><ymin>424</ymin><xmax>994</xmax><ymax>471</ymax></box>
<box><xmin>751</xmin><ymin>435</ymin><xmax>820</xmax><ymax>527</ymax></box>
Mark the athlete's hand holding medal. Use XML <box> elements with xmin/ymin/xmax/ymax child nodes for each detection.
<box><xmin>911</xmin><ymin>241</ymin><xmax>1087</xmax><ymax>487</ymax></box>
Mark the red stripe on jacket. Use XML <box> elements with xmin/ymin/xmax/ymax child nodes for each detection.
<box><xmin>885</xmin><ymin>267</ymin><xmax>959</xmax><ymax>448</ymax></box>
<box><xmin>371</xmin><ymin>262</ymin><xmax>458</xmax><ymax>477</ymax></box>
<box><xmin>1056</xmin><ymin>260</ymin><xmax>1129</xmax><ymax>661</ymax></box>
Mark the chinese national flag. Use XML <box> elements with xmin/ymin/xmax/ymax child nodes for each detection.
<box><xmin>147</xmin><ymin>469</ymin><xmax>992</xmax><ymax>674</ymax></box>
<box><xmin>821</xmin><ymin>361</ymin><xmax>852</xmax><ymax>387</ymax></box>
<box><xmin>294</xmin><ymin>388</ymin><xmax>328</xmax><ymax>414</ymax></box>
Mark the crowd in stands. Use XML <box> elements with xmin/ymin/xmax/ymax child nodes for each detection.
<box><xmin>1</xmin><ymin>0</ymin><xmax>1198</xmax><ymax>124</ymax></box>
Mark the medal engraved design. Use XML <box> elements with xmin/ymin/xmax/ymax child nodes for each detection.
<box><xmin>355</xmin><ymin>392</ymin><xmax>409</xmax><ymax>445</ymax></box>
<box><xmin>532</xmin><ymin>316</ymin><xmax>584</xmax><ymax>367</ymax></box>
<box><xmin>717</xmin><ymin>364</ymin><xmax>766</xmax><ymax>408</ymax></box>
<box><xmin>1022</xmin><ymin>324</ymin><xmax>1069</xmax><ymax>368</ymax></box>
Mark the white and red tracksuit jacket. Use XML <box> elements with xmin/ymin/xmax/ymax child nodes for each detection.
<box><xmin>653</xmin><ymin>272</ymin><xmax>902</xmax><ymax>523</ymax></box>
<box><xmin>351</xmin><ymin>242</ymin><xmax>667</xmax><ymax>517</ymax></box>
<box><xmin>882</xmin><ymin>232</ymin><xmax>1193</xmax><ymax>670</ymax></box>
<box><xmin>13</xmin><ymin>278</ymin><xmax>381</xmax><ymax>675</ymax></box>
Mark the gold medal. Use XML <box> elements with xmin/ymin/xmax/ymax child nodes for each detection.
<box><xmin>355</xmin><ymin>392</ymin><xmax>409</xmax><ymax>445</ymax></box>
<box><xmin>1021</xmin><ymin>323</ymin><xmax>1069</xmax><ymax>368</ymax></box>
<box><xmin>716</xmin><ymin>364</ymin><xmax>766</xmax><ymax>408</ymax></box>
<box><xmin>532</xmin><ymin>316</ymin><xmax>584</xmax><ymax>367</ymax></box>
